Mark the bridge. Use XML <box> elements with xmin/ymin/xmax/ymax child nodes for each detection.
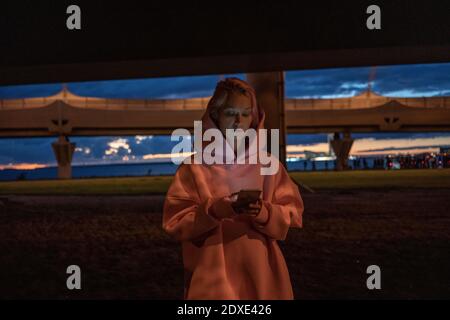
<box><xmin>2</xmin><ymin>85</ymin><xmax>450</xmax><ymax>136</ymax></box>
<box><xmin>1</xmin><ymin>83</ymin><xmax>450</xmax><ymax>176</ymax></box>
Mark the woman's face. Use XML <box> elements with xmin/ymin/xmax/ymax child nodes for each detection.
<box><xmin>217</xmin><ymin>91</ymin><xmax>253</xmax><ymax>135</ymax></box>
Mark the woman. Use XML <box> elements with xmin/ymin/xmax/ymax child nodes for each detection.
<box><xmin>162</xmin><ymin>77</ymin><xmax>304</xmax><ymax>299</ymax></box>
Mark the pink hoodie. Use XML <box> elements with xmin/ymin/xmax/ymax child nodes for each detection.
<box><xmin>162</xmin><ymin>78</ymin><xmax>304</xmax><ymax>300</ymax></box>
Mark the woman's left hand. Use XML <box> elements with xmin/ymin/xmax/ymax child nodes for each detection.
<box><xmin>236</xmin><ymin>199</ymin><xmax>262</xmax><ymax>217</ymax></box>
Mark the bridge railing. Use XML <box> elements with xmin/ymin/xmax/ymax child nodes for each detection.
<box><xmin>1</xmin><ymin>96</ymin><xmax>449</xmax><ymax>110</ymax></box>
<box><xmin>286</xmin><ymin>97</ymin><xmax>390</xmax><ymax>110</ymax></box>
<box><xmin>394</xmin><ymin>97</ymin><xmax>450</xmax><ymax>109</ymax></box>
<box><xmin>0</xmin><ymin>97</ymin><xmax>55</xmax><ymax>110</ymax></box>
<box><xmin>285</xmin><ymin>96</ymin><xmax>450</xmax><ymax>110</ymax></box>
<box><xmin>0</xmin><ymin>97</ymin><xmax>211</xmax><ymax>111</ymax></box>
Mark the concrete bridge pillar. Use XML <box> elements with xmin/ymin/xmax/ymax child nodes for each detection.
<box><xmin>51</xmin><ymin>135</ymin><xmax>76</xmax><ymax>179</ymax></box>
<box><xmin>246</xmin><ymin>71</ymin><xmax>287</xmax><ymax>167</ymax></box>
<box><xmin>330</xmin><ymin>132</ymin><xmax>354</xmax><ymax>171</ymax></box>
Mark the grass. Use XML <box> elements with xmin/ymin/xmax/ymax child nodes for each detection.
<box><xmin>0</xmin><ymin>176</ymin><xmax>173</xmax><ymax>195</ymax></box>
<box><xmin>1</xmin><ymin>189</ymin><xmax>449</xmax><ymax>299</ymax></box>
<box><xmin>0</xmin><ymin>169</ymin><xmax>449</xmax><ymax>195</ymax></box>
<box><xmin>290</xmin><ymin>168</ymin><xmax>450</xmax><ymax>190</ymax></box>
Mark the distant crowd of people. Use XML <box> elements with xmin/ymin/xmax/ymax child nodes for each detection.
<box><xmin>300</xmin><ymin>152</ymin><xmax>450</xmax><ymax>171</ymax></box>
<box><xmin>354</xmin><ymin>152</ymin><xmax>450</xmax><ymax>170</ymax></box>
<box><xmin>382</xmin><ymin>152</ymin><xmax>450</xmax><ymax>170</ymax></box>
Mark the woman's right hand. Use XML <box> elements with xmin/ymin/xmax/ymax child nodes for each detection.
<box><xmin>210</xmin><ymin>196</ymin><xmax>236</xmax><ymax>220</ymax></box>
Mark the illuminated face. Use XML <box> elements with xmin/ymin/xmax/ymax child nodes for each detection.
<box><xmin>217</xmin><ymin>91</ymin><xmax>253</xmax><ymax>136</ymax></box>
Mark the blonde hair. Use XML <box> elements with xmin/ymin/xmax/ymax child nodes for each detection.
<box><xmin>208</xmin><ymin>78</ymin><xmax>253</xmax><ymax>123</ymax></box>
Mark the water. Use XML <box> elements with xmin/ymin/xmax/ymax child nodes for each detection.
<box><xmin>0</xmin><ymin>158</ymin><xmax>378</xmax><ymax>182</ymax></box>
<box><xmin>0</xmin><ymin>162</ymin><xmax>178</xmax><ymax>181</ymax></box>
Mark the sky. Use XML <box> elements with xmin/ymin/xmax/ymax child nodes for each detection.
<box><xmin>0</xmin><ymin>62</ymin><xmax>450</xmax><ymax>169</ymax></box>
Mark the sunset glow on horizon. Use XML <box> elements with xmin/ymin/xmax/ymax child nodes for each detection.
<box><xmin>1</xmin><ymin>134</ymin><xmax>449</xmax><ymax>170</ymax></box>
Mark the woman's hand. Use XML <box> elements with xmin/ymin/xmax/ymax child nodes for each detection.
<box><xmin>235</xmin><ymin>199</ymin><xmax>262</xmax><ymax>217</ymax></box>
<box><xmin>210</xmin><ymin>196</ymin><xmax>236</xmax><ymax>220</ymax></box>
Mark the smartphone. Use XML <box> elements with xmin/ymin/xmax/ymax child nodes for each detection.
<box><xmin>232</xmin><ymin>189</ymin><xmax>262</xmax><ymax>211</ymax></box>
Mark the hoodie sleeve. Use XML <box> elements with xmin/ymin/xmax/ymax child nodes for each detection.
<box><xmin>162</xmin><ymin>165</ymin><xmax>221</xmax><ymax>242</ymax></box>
<box><xmin>251</xmin><ymin>166</ymin><xmax>304</xmax><ymax>241</ymax></box>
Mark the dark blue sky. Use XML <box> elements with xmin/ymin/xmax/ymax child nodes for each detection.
<box><xmin>0</xmin><ymin>62</ymin><xmax>449</xmax><ymax>166</ymax></box>
<box><xmin>1</xmin><ymin>63</ymin><xmax>450</xmax><ymax>99</ymax></box>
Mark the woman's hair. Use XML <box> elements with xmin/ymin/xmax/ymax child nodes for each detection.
<box><xmin>208</xmin><ymin>77</ymin><xmax>254</xmax><ymax>123</ymax></box>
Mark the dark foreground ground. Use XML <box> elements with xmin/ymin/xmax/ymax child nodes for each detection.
<box><xmin>0</xmin><ymin>188</ymin><xmax>449</xmax><ymax>299</ymax></box>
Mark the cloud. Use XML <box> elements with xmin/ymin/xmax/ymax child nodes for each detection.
<box><xmin>353</xmin><ymin>137</ymin><xmax>450</xmax><ymax>154</ymax></box>
<box><xmin>135</xmin><ymin>135</ymin><xmax>153</xmax><ymax>144</ymax></box>
<box><xmin>285</xmin><ymin>62</ymin><xmax>450</xmax><ymax>98</ymax></box>
<box><xmin>0</xmin><ymin>163</ymin><xmax>48</xmax><ymax>170</ymax></box>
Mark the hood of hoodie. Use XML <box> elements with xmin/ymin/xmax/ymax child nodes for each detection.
<box><xmin>198</xmin><ymin>78</ymin><xmax>266</xmax><ymax>164</ymax></box>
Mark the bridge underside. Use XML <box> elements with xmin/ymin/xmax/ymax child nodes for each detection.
<box><xmin>1</xmin><ymin>3</ymin><xmax>450</xmax><ymax>85</ymax></box>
